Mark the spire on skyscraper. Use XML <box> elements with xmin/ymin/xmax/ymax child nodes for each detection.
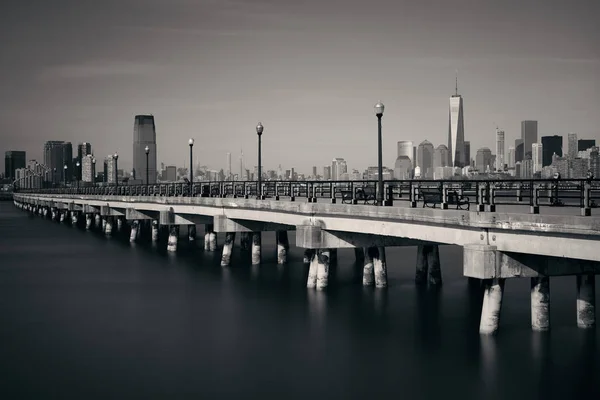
<box><xmin>455</xmin><ymin>69</ymin><xmax>458</xmax><ymax>96</ymax></box>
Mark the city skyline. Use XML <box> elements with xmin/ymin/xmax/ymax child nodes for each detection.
<box><xmin>1</xmin><ymin>0</ymin><xmax>599</xmax><ymax>172</ymax></box>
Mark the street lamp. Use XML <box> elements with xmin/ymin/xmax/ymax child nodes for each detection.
<box><xmin>114</xmin><ymin>152</ymin><xmax>119</xmax><ymax>189</ymax></box>
<box><xmin>256</xmin><ymin>122</ymin><xmax>263</xmax><ymax>199</ymax></box>
<box><xmin>76</xmin><ymin>161</ymin><xmax>80</xmax><ymax>190</ymax></box>
<box><xmin>188</xmin><ymin>139</ymin><xmax>194</xmax><ymax>184</ymax></box>
<box><xmin>63</xmin><ymin>164</ymin><xmax>67</xmax><ymax>187</ymax></box>
<box><xmin>53</xmin><ymin>167</ymin><xmax>57</xmax><ymax>187</ymax></box>
<box><xmin>374</xmin><ymin>101</ymin><xmax>385</xmax><ymax>206</ymax></box>
<box><xmin>92</xmin><ymin>158</ymin><xmax>96</xmax><ymax>187</ymax></box>
<box><xmin>145</xmin><ymin>145</ymin><xmax>150</xmax><ymax>186</ymax></box>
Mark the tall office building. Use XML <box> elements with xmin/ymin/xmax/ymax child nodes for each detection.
<box><xmin>541</xmin><ymin>135</ymin><xmax>563</xmax><ymax>167</ymax></box>
<box><xmin>495</xmin><ymin>128</ymin><xmax>505</xmax><ymax>171</ymax></box>
<box><xmin>417</xmin><ymin>140</ymin><xmax>434</xmax><ymax>179</ymax></box>
<box><xmin>448</xmin><ymin>78</ymin><xmax>466</xmax><ymax>167</ymax></box>
<box><xmin>105</xmin><ymin>155</ymin><xmax>117</xmax><ymax>184</ymax></box>
<box><xmin>133</xmin><ymin>115</ymin><xmax>157</xmax><ymax>184</ymax></box>
<box><xmin>578</xmin><ymin>139</ymin><xmax>596</xmax><ymax>152</ymax></box>
<box><xmin>521</xmin><ymin>120</ymin><xmax>538</xmax><ymax>159</ymax></box>
<box><xmin>397</xmin><ymin>141</ymin><xmax>414</xmax><ymax>166</ymax></box>
<box><xmin>433</xmin><ymin>144</ymin><xmax>449</xmax><ymax>169</ymax></box>
<box><xmin>312</xmin><ymin>166</ymin><xmax>317</xmax><ymax>178</ymax></box>
<box><xmin>331</xmin><ymin>158</ymin><xmax>347</xmax><ymax>180</ymax></box>
<box><xmin>5</xmin><ymin>151</ymin><xmax>26</xmax><ymax>180</ymax></box>
<box><xmin>507</xmin><ymin>146</ymin><xmax>515</xmax><ymax>169</ymax></box>
<box><xmin>532</xmin><ymin>143</ymin><xmax>543</xmax><ymax>174</ymax></box>
<box><xmin>476</xmin><ymin>147</ymin><xmax>493</xmax><ymax>173</ymax></box>
<box><xmin>43</xmin><ymin>141</ymin><xmax>72</xmax><ymax>183</ymax></box>
<box><xmin>515</xmin><ymin>139</ymin><xmax>524</xmax><ymax>163</ymax></box>
<box><xmin>77</xmin><ymin>142</ymin><xmax>92</xmax><ymax>161</ymax></box>
<box><xmin>226</xmin><ymin>152</ymin><xmax>231</xmax><ymax>179</ymax></box>
<box><xmin>464</xmin><ymin>141</ymin><xmax>471</xmax><ymax>168</ymax></box>
<box><xmin>63</xmin><ymin>142</ymin><xmax>73</xmax><ymax>183</ymax></box>
<box><xmin>81</xmin><ymin>154</ymin><xmax>94</xmax><ymax>182</ymax></box>
<box><xmin>323</xmin><ymin>166</ymin><xmax>331</xmax><ymax>180</ymax></box>
<box><xmin>567</xmin><ymin>133</ymin><xmax>578</xmax><ymax>158</ymax></box>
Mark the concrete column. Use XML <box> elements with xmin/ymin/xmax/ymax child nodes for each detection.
<box><xmin>151</xmin><ymin>220</ymin><xmax>159</xmax><ymax>243</ymax></box>
<box><xmin>130</xmin><ymin>220</ymin><xmax>139</xmax><ymax>242</ymax></box>
<box><xmin>188</xmin><ymin>225</ymin><xmax>197</xmax><ymax>242</ymax></box>
<box><xmin>251</xmin><ymin>232</ymin><xmax>261</xmax><ymax>265</ymax></box>
<box><xmin>354</xmin><ymin>248</ymin><xmax>365</xmax><ymax>263</ymax></box>
<box><xmin>427</xmin><ymin>245</ymin><xmax>442</xmax><ymax>285</ymax></box>
<box><xmin>577</xmin><ymin>274</ymin><xmax>596</xmax><ymax>328</ymax></box>
<box><xmin>71</xmin><ymin>212</ymin><xmax>78</xmax><ymax>226</ymax></box>
<box><xmin>51</xmin><ymin>209</ymin><xmax>57</xmax><ymax>221</ymax></box>
<box><xmin>371</xmin><ymin>247</ymin><xmax>388</xmax><ymax>288</ymax></box>
<box><xmin>307</xmin><ymin>250</ymin><xmax>318</xmax><ymax>288</ymax></box>
<box><xmin>204</xmin><ymin>224</ymin><xmax>214</xmax><ymax>251</ymax></box>
<box><xmin>362</xmin><ymin>247</ymin><xmax>374</xmax><ymax>286</ymax></box>
<box><xmin>415</xmin><ymin>244</ymin><xmax>429</xmax><ymax>284</ymax></box>
<box><xmin>316</xmin><ymin>249</ymin><xmax>330</xmax><ymax>290</ymax></box>
<box><xmin>102</xmin><ymin>218</ymin><xmax>107</xmax><ymax>232</ymax></box>
<box><xmin>221</xmin><ymin>232</ymin><xmax>236</xmax><ymax>267</ymax></box>
<box><xmin>531</xmin><ymin>277</ymin><xmax>550</xmax><ymax>331</ymax></box>
<box><xmin>94</xmin><ymin>214</ymin><xmax>101</xmax><ymax>229</ymax></box>
<box><xmin>480</xmin><ymin>278</ymin><xmax>505</xmax><ymax>335</ymax></box>
<box><xmin>116</xmin><ymin>217</ymin><xmax>123</xmax><ymax>232</ymax></box>
<box><xmin>167</xmin><ymin>226</ymin><xmax>179</xmax><ymax>252</ymax></box>
<box><xmin>276</xmin><ymin>231</ymin><xmax>289</xmax><ymax>264</ymax></box>
<box><xmin>303</xmin><ymin>249</ymin><xmax>312</xmax><ymax>264</ymax></box>
<box><xmin>43</xmin><ymin>208</ymin><xmax>48</xmax><ymax>218</ymax></box>
<box><xmin>59</xmin><ymin>211</ymin><xmax>65</xmax><ymax>223</ymax></box>
<box><xmin>85</xmin><ymin>214</ymin><xmax>92</xmax><ymax>230</ymax></box>
<box><xmin>105</xmin><ymin>217</ymin><xmax>113</xmax><ymax>237</ymax></box>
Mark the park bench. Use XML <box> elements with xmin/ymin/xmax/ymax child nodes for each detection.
<box><xmin>420</xmin><ymin>187</ymin><xmax>470</xmax><ymax>210</ymax></box>
<box><xmin>341</xmin><ymin>186</ymin><xmax>377</xmax><ymax>205</ymax></box>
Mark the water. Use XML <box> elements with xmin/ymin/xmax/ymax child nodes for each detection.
<box><xmin>0</xmin><ymin>201</ymin><xmax>598</xmax><ymax>399</ymax></box>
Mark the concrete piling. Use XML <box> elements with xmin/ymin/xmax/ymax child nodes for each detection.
<box><xmin>531</xmin><ymin>277</ymin><xmax>550</xmax><ymax>331</ymax></box>
<box><xmin>188</xmin><ymin>225</ymin><xmax>197</xmax><ymax>242</ymax></box>
<box><xmin>130</xmin><ymin>220</ymin><xmax>139</xmax><ymax>243</ymax></box>
<box><xmin>204</xmin><ymin>224</ymin><xmax>216</xmax><ymax>251</ymax></box>
<box><xmin>427</xmin><ymin>245</ymin><xmax>442</xmax><ymax>285</ymax></box>
<box><xmin>59</xmin><ymin>212</ymin><xmax>65</xmax><ymax>223</ymax></box>
<box><xmin>221</xmin><ymin>232</ymin><xmax>236</xmax><ymax>267</ymax></box>
<box><xmin>105</xmin><ymin>217</ymin><xmax>113</xmax><ymax>237</ymax></box>
<box><xmin>303</xmin><ymin>249</ymin><xmax>312</xmax><ymax>264</ymax></box>
<box><xmin>415</xmin><ymin>244</ymin><xmax>428</xmax><ymax>284</ymax></box>
<box><xmin>71</xmin><ymin>212</ymin><xmax>78</xmax><ymax>226</ymax></box>
<box><xmin>94</xmin><ymin>214</ymin><xmax>101</xmax><ymax>229</ymax></box>
<box><xmin>480</xmin><ymin>278</ymin><xmax>505</xmax><ymax>335</ymax></box>
<box><xmin>372</xmin><ymin>247</ymin><xmax>388</xmax><ymax>288</ymax></box>
<box><xmin>362</xmin><ymin>247</ymin><xmax>374</xmax><ymax>286</ymax></box>
<box><xmin>167</xmin><ymin>226</ymin><xmax>179</xmax><ymax>252</ymax></box>
<box><xmin>151</xmin><ymin>220</ymin><xmax>159</xmax><ymax>243</ymax></box>
<box><xmin>116</xmin><ymin>217</ymin><xmax>123</xmax><ymax>232</ymax></box>
<box><xmin>276</xmin><ymin>231</ymin><xmax>289</xmax><ymax>264</ymax></box>
<box><xmin>307</xmin><ymin>250</ymin><xmax>318</xmax><ymax>288</ymax></box>
<box><xmin>316</xmin><ymin>249</ymin><xmax>330</xmax><ymax>290</ymax></box>
<box><xmin>251</xmin><ymin>232</ymin><xmax>261</xmax><ymax>265</ymax></box>
<box><xmin>240</xmin><ymin>232</ymin><xmax>251</xmax><ymax>251</ymax></box>
<box><xmin>576</xmin><ymin>274</ymin><xmax>596</xmax><ymax>328</ymax></box>
<box><xmin>85</xmin><ymin>214</ymin><xmax>92</xmax><ymax>230</ymax></box>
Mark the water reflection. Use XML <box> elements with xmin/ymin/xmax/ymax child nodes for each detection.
<box><xmin>414</xmin><ymin>285</ymin><xmax>441</xmax><ymax>350</ymax></box>
<box><xmin>479</xmin><ymin>336</ymin><xmax>498</xmax><ymax>393</ymax></box>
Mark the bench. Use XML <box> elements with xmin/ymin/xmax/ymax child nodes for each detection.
<box><xmin>420</xmin><ymin>187</ymin><xmax>469</xmax><ymax>210</ymax></box>
<box><xmin>341</xmin><ymin>186</ymin><xmax>377</xmax><ymax>205</ymax></box>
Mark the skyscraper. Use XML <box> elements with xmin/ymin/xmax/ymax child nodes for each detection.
<box><xmin>81</xmin><ymin>154</ymin><xmax>94</xmax><ymax>182</ymax></box>
<box><xmin>507</xmin><ymin>146</ymin><xmax>515</xmax><ymax>169</ymax></box>
<box><xmin>331</xmin><ymin>158</ymin><xmax>347</xmax><ymax>180</ymax></box>
<box><xmin>397</xmin><ymin>141</ymin><xmax>414</xmax><ymax>166</ymax></box>
<box><xmin>495</xmin><ymin>128</ymin><xmax>505</xmax><ymax>171</ymax></box>
<box><xmin>433</xmin><ymin>144</ymin><xmax>449</xmax><ymax>169</ymax></box>
<box><xmin>417</xmin><ymin>140</ymin><xmax>434</xmax><ymax>179</ymax></box>
<box><xmin>578</xmin><ymin>139</ymin><xmax>596</xmax><ymax>152</ymax></box>
<box><xmin>4</xmin><ymin>151</ymin><xmax>26</xmax><ymax>180</ymax></box>
<box><xmin>476</xmin><ymin>147</ymin><xmax>493</xmax><ymax>173</ymax></box>
<box><xmin>105</xmin><ymin>155</ymin><xmax>117</xmax><ymax>184</ymax></box>
<box><xmin>541</xmin><ymin>135</ymin><xmax>563</xmax><ymax>167</ymax></box>
<box><xmin>567</xmin><ymin>132</ymin><xmax>578</xmax><ymax>158</ymax></box>
<box><xmin>133</xmin><ymin>115</ymin><xmax>157</xmax><ymax>184</ymax></box>
<box><xmin>515</xmin><ymin>139</ymin><xmax>524</xmax><ymax>163</ymax></box>
<box><xmin>226</xmin><ymin>152</ymin><xmax>231</xmax><ymax>179</ymax></box>
<box><xmin>521</xmin><ymin>120</ymin><xmax>538</xmax><ymax>159</ymax></box>
<box><xmin>77</xmin><ymin>142</ymin><xmax>92</xmax><ymax>161</ymax></box>
<box><xmin>464</xmin><ymin>141</ymin><xmax>471</xmax><ymax>168</ymax></box>
<box><xmin>532</xmin><ymin>143</ymin><xmax>543</xmax><ymax>174</ymax></box>
<box><xmin>448</xmin><ymin>78</ymin><xmax>466</xmax><ymax>167</ymax></box>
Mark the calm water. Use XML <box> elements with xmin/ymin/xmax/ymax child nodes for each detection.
<box><xmin>0</xmin><ymin>202</ymin><xmax>598</xmax><ymax>399</ymax></box>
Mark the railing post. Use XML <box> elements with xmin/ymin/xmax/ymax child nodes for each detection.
<box><xmin>477</xmin><ymin>183</ymin><xmax>485</xmax><ymax>212</ymax></box>
<box><xmin>581</xmin><ymin>181</ymin><xmax>592</xmax><ymax>216</ymax></box>
<box><xmin>487</xmin><ymin>184</ymin><xmax>496</xmax><ymax>212</ymax></box>
<box><xmin>441</xmin><ymin>182</ymin><xmax>448</xmax><ymax>210</ymax></box>
<box><xmin>331</xmin><ymin>182</ymin><xmax>337</xmax><ymax>204</ymax></box>
<box><xmin>530</xmin><ymin>182</ymin><xmax>540</xmax><ymax>214</ymax></box>
<box><xmin>384</xmin><ymin>183</ymin><xmax>393</xmax><ymax>206</ymax></box>
<box><xmin>516</xmin><ymin>183</ymin><xmax>522</xmax><ymax>202</ymax></box>
<box><xmin>410</xmin><ymin>182</ymin><xmax>417</xmax><ymax>208</ymax></box>
<box><xmin>290</xmin><ymin>183</ymin><xmax>295</xmax><ymax>202</ymax></box>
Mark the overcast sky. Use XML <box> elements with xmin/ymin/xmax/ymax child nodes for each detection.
<box><xmin>1</xmin><ymin>0</ymin><xmax>599</xmax><ymax>173</ymax></box>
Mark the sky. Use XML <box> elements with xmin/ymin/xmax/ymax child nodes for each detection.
<box><xmin>1</xmin><ymin>0</ymin><xmax>599</xmax><ymax>173</ymax></box>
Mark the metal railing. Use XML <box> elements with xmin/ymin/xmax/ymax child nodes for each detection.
<box><xmin>14</xmin><ymin>178</ymin><xmax>600</xmax><ymax>214</ymax></box>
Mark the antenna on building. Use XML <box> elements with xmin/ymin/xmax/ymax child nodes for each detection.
<box><xmin>455</xmin><ymin>69</ymin><xmax>458</xmax><ymax>96</ymax></box>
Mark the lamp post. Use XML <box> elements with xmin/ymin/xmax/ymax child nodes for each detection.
<box><xmin>63</xmin><ymin>164</ymin><xmax>67</xmax><ymax>187</ymax></box>
<box><xmin>188</xmin><ymin>139</ymin><xmax>194</xmax><ymax>184</ymax></box>
<box><xmin>256</xmin><ymin>122</ymin><xmax>263</xmax><ymax>199</ymax></box>
<box><xmin>53</xmin><ymin>168</ymin><xmax>57</xmax><ymax>188</ymax></box>
<box><xmin>145</xmin><ymin>146</ymin><xmax>150</xmax><ymax>186</ymax></box>
<box><xmin>92</xmin><ymin>158</ymin><xmax>96</xmax><ymax>187</ymax></box>
<box><xmin>76</xmin><ymin>161</ymin><xmax>80</xmax><ymax>190</ymax></box>
<box><xmin>374</xmin><ymin>101</ymin><xmax>385</xmax><ymax>206</ymax></box>
<box><xmin>114</xmin><ymin>153</ymin><xmax>119</xmax><ymax>189</ymax></box>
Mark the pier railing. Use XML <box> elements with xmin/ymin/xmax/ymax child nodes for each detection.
<box><xmin>15</xmin><ymin>178</ymin><xmax>600</xmax><ymax>215</ymax></box>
